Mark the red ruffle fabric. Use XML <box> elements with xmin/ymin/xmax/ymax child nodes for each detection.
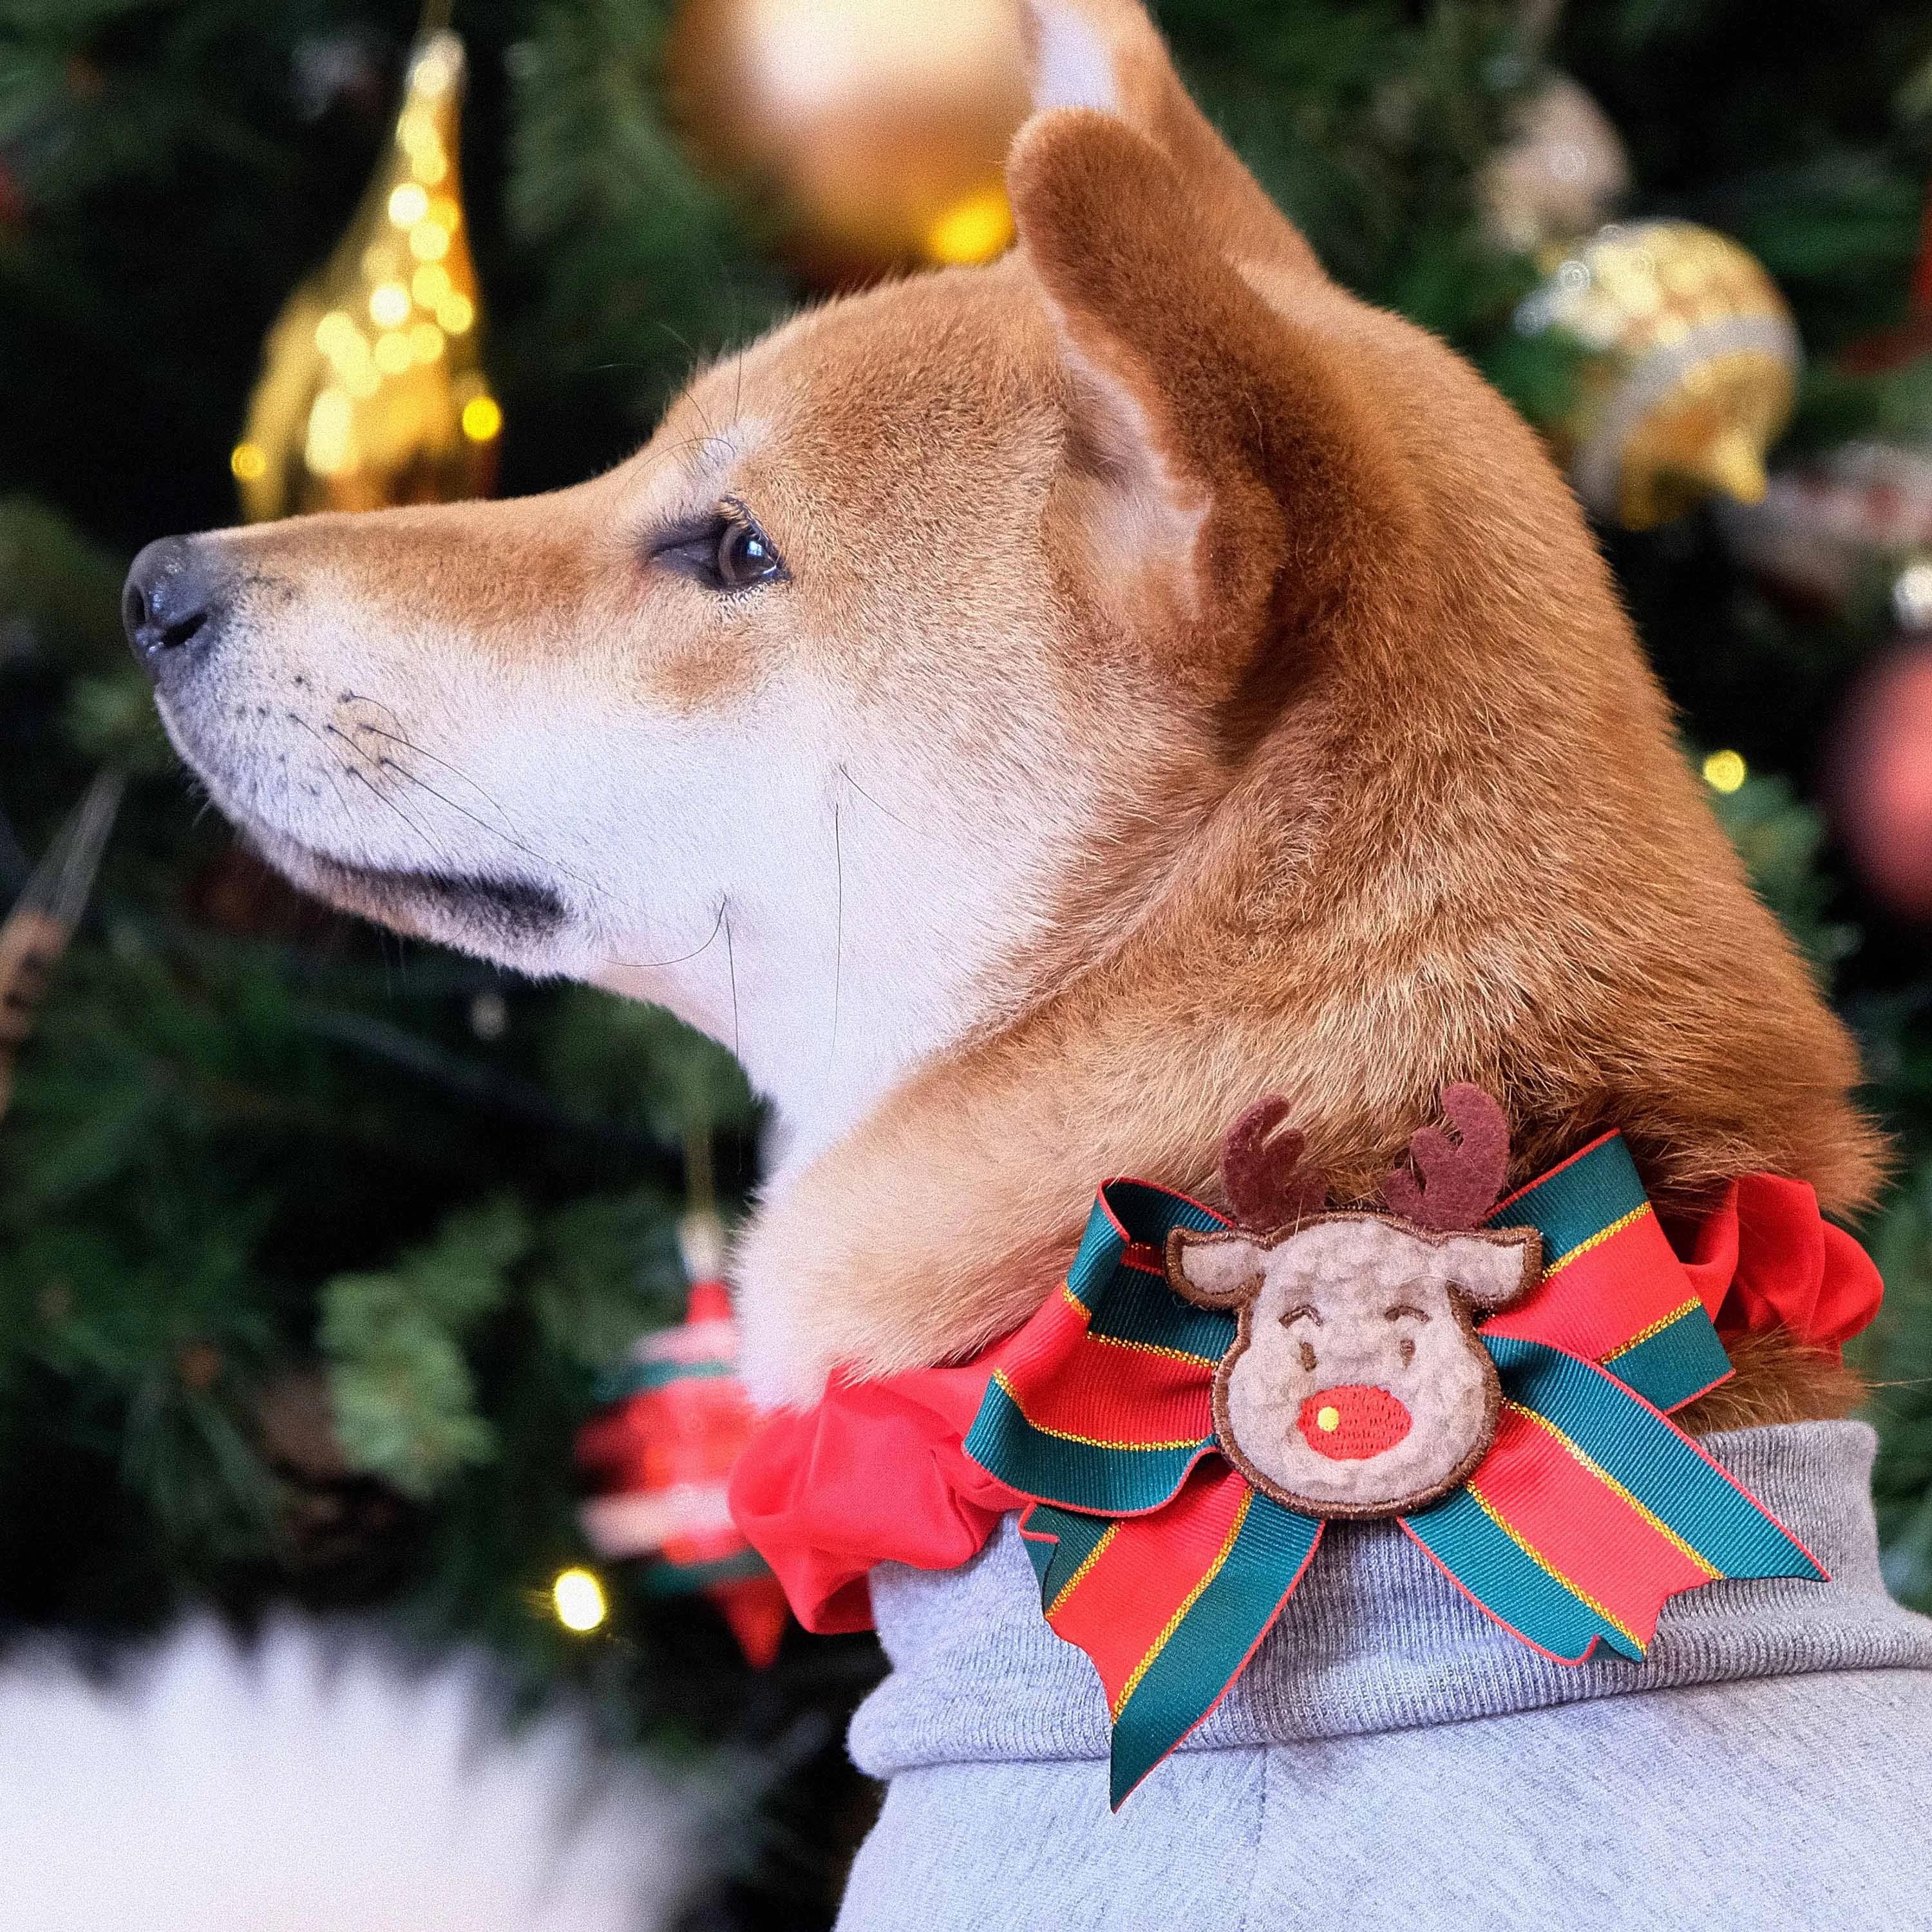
<box><xmin>1681</xmin><ymin>1175</ymin><xmax>1883</xmax><ymax>1358</ymax></box>
<box><xmin>727</xmin><ymin>1354</ymin><xmax>1027</xmax><ymax>1633</ymax></box>
<box><xmin>730</xmin><ymin>1175</ymin><xmax>1881</xmax><ymax>1634</ymax></box>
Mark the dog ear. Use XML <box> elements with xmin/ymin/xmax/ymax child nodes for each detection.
<box><xmin>1009</xmin><ymin>103</ymin><xmax>1414</xmax><ymax>699</ymax></box>
<box><xmin>1166</xmin><ymin>1227</ymin><xmax>1265</xmax><ymax>1309</ymax></box>
<box><xmin>1018</xmin><ymin>0</ymin><xmax>1320</xmax><ymax>278</ymax></box>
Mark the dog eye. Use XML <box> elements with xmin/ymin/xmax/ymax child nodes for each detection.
<box><xmin>652</xmin><ymin>510</ymin><xmax>787</xmax><ymax>592</ymax></box>
<box><xmin>717</xmin><ymin>518</ymin><xmax>784</xmax><ymax>587</ymax></box>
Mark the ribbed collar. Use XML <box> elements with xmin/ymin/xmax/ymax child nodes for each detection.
<box><xmin>850</xmin><ymin>1421</ymin><xmax>1932</xmax><ymax>1777</ymax></box>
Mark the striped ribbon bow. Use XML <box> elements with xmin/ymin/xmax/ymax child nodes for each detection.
<box><xmin>960</xmin><ymin>1133</ymin><xmax>1824</xmax><ymax>1806</ymax></box>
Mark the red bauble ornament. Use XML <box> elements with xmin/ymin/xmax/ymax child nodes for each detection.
<box><xmin>576</xmin><ymin>1220</ymin><xmax>788</xmax><ymax>1667</ymax></box>
<box><xmin>1830</xmin><ymin>643</ymin><xmax>1932</xmax><ymax>920</ymax></box>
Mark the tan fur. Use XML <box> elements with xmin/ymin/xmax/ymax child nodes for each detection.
<box><xmin>732</xmin><ymin>33</ymin><xmax>1882</xmax><ymax>1408</ymax></box>
<box><xmin>154</xmin><ymin>1</ymin><xmax>1882</xmax><ymax>1429</ymax></box>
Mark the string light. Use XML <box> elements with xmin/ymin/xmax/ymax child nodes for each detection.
<box><xmin>368</xmin><ymin>281</ymin><xmax>412</xmax><ymax>328</ymax></box>
<box><xmin>461</xmin><ymin>394</ymin><xmax>502</xmax><ymax>442</ymax></box>
<box><xmin>1703</xmin><ymin>749</ymin><xmax>1748</xmax><ymax>794</ymax></box>
<box><xmin>551</xmin><ymin>1566</ymin><xmax>608</xmax><ymax>1633</ymax></box>
<box><xmin>305</xmin><ymin>387</ymin><xmax>355</xmax><ymax>476</ymax></box>
<box><xmin>388</xmin><ymin>182</ymin><xmax>430</xmax><ymax>228</ymax></box>
<box><xmin>1895</xmin><ymin>560</ymin><xmax>1932</xmax><ymax>630</ymax></box>
<box><xmin>924</xmin><ymin>185</ymin><xmax>1014</xmax><ymax>265</ymax></box>
<box><xmin>230</xmin><ymin>442</ymin><xmax>267</xmax><ymax>481</ymax></box>
<box><xmin>373</xmin><ymin>331</ymin><xmax>414</xmax><ymax>375</ymax></box>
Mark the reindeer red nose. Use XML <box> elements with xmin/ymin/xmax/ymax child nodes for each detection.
<box><xmin>1298</xmin><ymin>1385</ymin><xmax>1413</xmax><ymax>1460</ymax></box>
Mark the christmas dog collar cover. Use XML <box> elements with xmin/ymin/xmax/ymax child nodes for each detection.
<box><xmin>729</xmin><ymin>1091</ymin><xmax>1884</xmax><ymax>1806</ymax></box>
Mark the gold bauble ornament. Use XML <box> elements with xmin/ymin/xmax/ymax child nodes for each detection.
<box><xmin>232</xmin><ymin>29</ymin><xmax>499</xmax><ymax>521</ymax></box>
<box><xmin>1515</xmin><ymin>220</ymin><xmax>1799</xmax><ymax>531</ymax></box>
<box><xmin>666</xmin><ymin>0</ymin><xmax>1030</xmax><ymax>284</ymax></box>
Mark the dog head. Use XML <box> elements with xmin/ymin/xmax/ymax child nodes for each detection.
<box><xmin>128</xmin><ymin>0</ymin><xmax>1877</xmax><ymax>1401</ymax></box>
<box><xmin>126</xmin><ymin>1</ymin><xmax>1343</xmax><ymax>1168</ymax></box>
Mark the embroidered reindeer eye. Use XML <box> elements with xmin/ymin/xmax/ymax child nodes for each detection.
<box><xmin>1383</xmin><ymin>1304</ymin><xmax>1429</xmax><ymax>1323</ymax></box>
<box><xmin>1280</xmin><ymin>1304</ymin><xmax>1321</xmax><ymax>1327</ymax></box>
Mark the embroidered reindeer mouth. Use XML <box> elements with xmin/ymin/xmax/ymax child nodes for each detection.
<box><xmin>1167</xmin><ymin>1087</ymin><xmax>1542</xmax><ymax>1519</ymax></box>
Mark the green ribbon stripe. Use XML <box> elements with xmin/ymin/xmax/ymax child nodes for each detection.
<box><xmin>1077</xmin><ymin>1181</ymin><xmax>1236</xmax><ymax>1358</ymax></box>
<box><xmin>1109</xmin><ymin>1492</ymin><xmax>1321</xmax><ymax>1807</ymax></box>
<box><xmin>1485</xmin><ymin>1335</ymin><xmax>1823</xmax><ymax>1580</ymax></box>
<box><xmin>1485</xmin><ymin>1130</ymin><xmax>1732</xmax><ymax>1414</ymax></box>
<box><xmin>594</xmin><ymin>1356</ymin><xmax>735</xmax><ymax>1403</ymax></box>
<box><xmin>1400</xmin><ymin>1482</ymin><xmax>1645</xmax><ymax>1662</ymax></box>
<box><xmin>1488</xmin><ymin>1133</ymin><xmax>1646</xmax><ymax>1265</ymax></box>
<box><xmin>1019</xmin><ymin>1501</ymin><xmax>1115</xmax><ymax>1609</ymax></box>
<box><xmin>965</xmin><ymin>1377</ymin><xmax>1215</xmax><ymax>1514</ymax></box>
<box><xmin>642</xmin><ymin>1546</ymin><xmax>772</xmax><ymax>1595</ymax></box>
<box><xmin>1601</xmin><ymin>1305</ymin><xmax>1733</xmax><ymax>1415</ymax></box>
<box><xmin>1071</xmin><ymin>1184</ymin><xmax>1229</xmax><ymax>1300</ymax></box>
<box><xmin>1085</xmin><ymin>1264</ymin><xmax>1235</xmax><ymax>1363</ymax></box>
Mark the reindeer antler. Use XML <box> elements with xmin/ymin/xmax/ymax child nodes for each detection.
<box><xmin>1381</xmin><ymin>1084</ymin><xmax>1511</xmax><ymax>1230</ymax></box>
<box><xmin>1220</xmin><ymin>1096</ymin><xmax>1328</xmax><ymax>1231</ymax></box>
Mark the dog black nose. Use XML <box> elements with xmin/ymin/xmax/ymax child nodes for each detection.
<box><xmin>122</xmin><ymin>536</ymin><xmax>225</xmax><ymax>682</ymax></box>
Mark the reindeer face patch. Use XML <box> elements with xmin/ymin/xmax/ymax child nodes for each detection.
<box><xmin>1165</xmin><ymin>1087</ymin><xmax>1542</xmax><ymax>1519</ymax></box>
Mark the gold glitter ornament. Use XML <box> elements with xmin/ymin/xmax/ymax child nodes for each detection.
<box><xmin>1514</xmin><ymin>220</ymin><xmax>1799</xmax><ymax>531</ymax></box>
<box><xmin>665</xmin><ymin>0</ymin><xmax>1030</xmax><ymax>285</ymax></box>
<box><xmin>232</xmin><ymin>29</ymin><xmax>498</xmax><ymax>520</ymax></box>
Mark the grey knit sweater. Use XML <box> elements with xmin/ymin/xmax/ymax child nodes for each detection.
<box><xmin>838</xmin><ymin>1421</ymin><xmax>1932</xmax><ymax>1930</ymax></box>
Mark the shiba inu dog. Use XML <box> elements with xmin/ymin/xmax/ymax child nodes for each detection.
<box><xmin>127</xmin><ymin>5</ymin><xmax>1932</xmax><ymax>1925</ymax></box>
<box><xmin>125</xmin><ymin>0</ymin><xmax>1875</xmax><ymax>1422</ymax></box>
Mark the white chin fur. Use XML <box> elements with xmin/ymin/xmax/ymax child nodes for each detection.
<box><xmin>0</xmin><ymin>1616</ymin><xmax>698</xmax><ymax>1932</ymax></box>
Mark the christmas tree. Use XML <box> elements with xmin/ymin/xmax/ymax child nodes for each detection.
<box><xmin>7</xmin><ymin>1</ymin><xmax>1932</xmax><ymax>1921</ymax></box>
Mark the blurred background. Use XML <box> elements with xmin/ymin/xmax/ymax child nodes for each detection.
<box><xmin>7</xmin><ymin>0</ymin><xmax>1932</xmax><ymax>1923</ymax></box>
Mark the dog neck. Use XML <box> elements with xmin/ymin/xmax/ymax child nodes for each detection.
<box><xmin>732</xmin><ymin>621</ymin><xmax>1877</xmax><ymax>1409</ymax></box>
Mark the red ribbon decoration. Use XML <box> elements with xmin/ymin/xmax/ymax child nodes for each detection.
<box><xmin>732</xmin><ymin>1170</ymin><xmax>1879</xmax><ymax>1636</ymax></box>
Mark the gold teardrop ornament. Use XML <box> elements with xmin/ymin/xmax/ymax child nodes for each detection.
<box><xmin>232</xmin><ymin>30</ymin><xmax>499</xmax><ymax>521</ymax></box>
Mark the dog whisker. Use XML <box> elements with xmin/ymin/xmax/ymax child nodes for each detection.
<box><xmin>724</xmin><ymin>901</ymin><xmax>740</xmax><ymax>1063</ymax></box>
<box><xmin>316</xmin><ymin>712</ymin><xmax>605</xmax><ymax>908</ymax></box>
<box><xmin>336</xmin><ymin>704</ymin><xmax>522</xmax><ymax>833</ymax></box>
<box><xmin>298</xmin><ymin>715</ymin><xmax>459</xmax><ymax>872</ymax></box>
<box><xmin>609</xmin><ymin>898</ymin><xmax>728</xmax><ymax>971</ymax></box>
<box><xmin>828</xmin><ymin>797</ymin><xmax>844</xmax><ymax>1077</ymax></box>
<box><xmin>346</xmin><ymin>764</ymin><xmax>450</xmax><ymax>862</ymax></box>
<box><xmin>837</xmin><ymin>761</ymin><xmax>923</xmax><ymax>835</ymax></box>
<box><xmin>308</xmin><ymin>746</ymin><xmax>361</xmax><ymax>828</ymax></box>
<box><xmin>377</xmin><ymin>757</ymin><xmax>609</xmax><ymax>906</ymax></box>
